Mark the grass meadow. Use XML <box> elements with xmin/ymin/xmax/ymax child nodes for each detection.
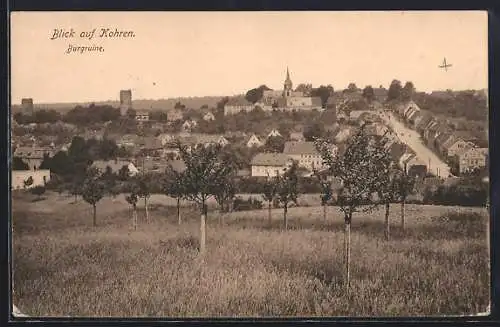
<box><xmin>12</xmin><ymin>191</ymin><xmax>489</xmax><ymax>317</ymax></box>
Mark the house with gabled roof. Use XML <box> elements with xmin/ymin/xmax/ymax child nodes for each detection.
<box><xmin>422</xmin><ymin>119</ymin><xmax>438</xmax><ymax>139</ymax></box>
<box><xmin>157</xmin><ymin>133</ymin><xmax>177</xmax><ymax>146</ymax></box>
<box><xmin>398</xmin><ymin>100</ymin><xmax>420</xmax><ymax>120</ymax></box>
<box><xmin>289</xmin><ymin>132</ymin><xmax>305</xmax><ymax>142</ymax></box>
<box><xmin>407</xmin><ymin>110</ymin><xmax>422</xmax><ymax>127</ymax></box>
<box><xmin>117</xmin><ymin>134</ymin><xmax>139</xmax><ymax>148</ymax></box>
<box><xmin>267</xmin><ymin>129</ymin><xmax>282</xmax><ymax>138</ymax></box>
<box><xmin>447</xmin><ymin>138</ymin><xmax>476</xmax><ymax>158</ymax></box>
<box><xmin>250</xmin><ymin>153</ymin><xmax>291</xmax><ymax>177</ymax></box>
<box><xmin>135</xmin><ymin>110</ymin><xmax>150</xmax><ymax>122</ymax></box>
<box><xmin>182</xmin><ymin>119</ymin><xmax>198</xmax><ymax>132</ymax></box>
<box><xmin>178</xmin><ymin>133</ymin><xmax>229</xmax><ymax>148</ymax></box>
<box><xmin>430</xmin><ymin>124</ymin><xmax>451</xmax><ymax>150</ymax></box>
<box><xmin>141</xmin><ymin>157</ymin><xmax>171</xmax><ymax>173</ymax></box>
<box><xmin>138</xmin><ymin>137</ymin><xmax>164</xmax><ymax>157</ymax></box>
<box><xmin>458</xmin><ymin>147</ymin><xmax>488</xmax><ymax>174</ymax></box>
<box><xmin>439</xmin><ymin>131</ymin><xmax>477</xmax><ymax>158</ymax></box>
<box><xmin>399</xmin><ymin>151</ymin><xmax>427</xmax><ymax>179</ymax></box>
<box><xmin>167</xmin><ymin>108</ymin><xmax>184</xmax><ymax>122</ymax></box>
<box><xmin>424</xmin><ymin>122</ymin><xmax>440</xmax><ymax>146</ymax></box>
<box><xmin>13</xmin><ymin>146</ymin><xmax>55</xmax><ymax>171</ymax></box>
<box><xmin>413</xmin><ymin>111</ymin><xmax>432</xmax><ymax>133</ymax></box>
<box><xmin>224</xmin><ymin>96</ymin><xmax>254</xmax><ymax>115</ymax></box>
<box><xmin>397</xmin><ymin>103</ymin><xmax>407</xmax><ymax>117</ymax></box>
<box><xmin>435</xmin><ymin>132</ymin><xmax>455</xmax><ymax>156</ymax></box>
<box><xmin>283</xmin><ymin>141</ymin><xmax>336</xmax><ymax>171</ymax></box>
<box><xmin>246</xmin><ymin>134</ymin><xmax>264</xmax><ymax>148</ymax></box>
<box><xmin>405</xmin><ymin>156</ymin><xmax>427</xmax><ymax>179</ymax></box>
<box><xmin>203</xmin><ymin>112</ymin><xmax>216</xmax><ymax>121</ymax></box>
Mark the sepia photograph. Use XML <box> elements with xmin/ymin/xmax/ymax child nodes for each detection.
<box><xmin>10</xmin><ymin>11</ymin><xmax>489</xmax><ymax>317</ymax></box>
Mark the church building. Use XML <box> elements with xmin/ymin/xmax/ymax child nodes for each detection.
<box><xmin>261</xmin><ymin>68</ymin><xmax>322</xmax><ymax>111</ymax></box>
<box><xmin>224</xmin><ymin>67</ymin><xmax>323</xmax><ymax>115</ymax></box>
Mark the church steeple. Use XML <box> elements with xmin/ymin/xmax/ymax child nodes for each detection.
<box><xmin>284</xmin><ymin>66</ymin><xmax>293</xmax><ymax>97</ymax></box>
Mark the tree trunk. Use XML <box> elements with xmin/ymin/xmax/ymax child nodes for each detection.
<box><xmin>344</xmin><ymin>212</ymin><xmax>352</xmax><ymax>293</ymax></box>
<box><xmin>133</xmin><ymin>205</ymin><xmax>138</xmax><ymax>230</ymax></box>
<box><xmin>323</xmin><ymin>204</ymin><xmax>327</xmax><ymax>224</ymax></box>
<box><xmin>144</xmin><ymin>197</ymin><xmax>149</xmax><ymax>223</ymax></box>
<box><xmin>384</xmin><ymin>202</ymin><xmax>390</xmax><ymax>241</ymax></box>
<box><xmin>283</xmin><ymin>204</ymin><xmax>288</xmax><ymax>230</ymax></box>
<box><xmin>219</xmin><ymin>202</ymin><xmax>224</xmax><ymax>226</ymax></box>
<box><xmin>268</xmin><ymin>201</ymin><xmax>272</xmax><ymax>227</ymax></box>
<box><xmin>177</xmin><ymin>198</ymin><xmax>181</xmax><ymax>225</ymax></box>
<box><xmin>92</xmin><ymin>204</ymin><xmax>97</xmax><ymax>227</ymax></box>
<box><xmin>200</xmin><ymin>209</ymin><xmax>206</xmax><ymax>256</ymax></box>
<box><xmin>401</xmin><ymin>199</ymin><xmax>406</xmax><ymax>230</ymax></box>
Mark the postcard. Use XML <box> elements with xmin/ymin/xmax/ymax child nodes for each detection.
<box><xmin>10</xmin><ymin>11</ymin><xmax>489</xmax><ymax>318</ymax></box>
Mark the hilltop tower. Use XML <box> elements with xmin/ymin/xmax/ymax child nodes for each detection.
<box><xmin>21</xmin><ymin>98</ymin><xmax>34</xmax><ymax>115</ymax></box>
<box><xmin>283</xmin><ymin>67</ymin><xmax>293</xmax><ymax>97</ymax></box>
<box><xmin>119</xmin><ymin>89</ymin><xmax>132</xmax><ymax>116</ymax></box>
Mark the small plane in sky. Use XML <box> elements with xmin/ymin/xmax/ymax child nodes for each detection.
<box><xmin>438</xmin><ymin>57</ymin><xmax>452</xmax><ymax>71</ymax></box>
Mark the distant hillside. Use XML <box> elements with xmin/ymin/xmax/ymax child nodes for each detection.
<box><xmin>11</xmin><ymin>96</ymin><xmax>229</xmax><ymax>113</ymax></box>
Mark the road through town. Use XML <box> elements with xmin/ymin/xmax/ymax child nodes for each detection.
<box><xmin>378</xmin><ymin>112</ymin><xmax>453</xmax><ymax>178</ymax></box>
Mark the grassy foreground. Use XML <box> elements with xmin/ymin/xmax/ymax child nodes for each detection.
<box><xmin>12</xmin><ymin>192</ymin><xmax>489</xmax><ymax>317</ymax></box>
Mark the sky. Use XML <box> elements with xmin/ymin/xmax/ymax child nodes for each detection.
<box><xmin>10</xmin><ymin>11</ymin><xmax>488</xmax><ymax>104</ymax></box>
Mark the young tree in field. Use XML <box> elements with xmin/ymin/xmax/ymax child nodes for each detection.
<box><xmin>213</xmin><ymin>149</ymin><xmax>239</xmax><ymax>223</ymax></box>
<box><xmin>213</xmin><ymin>173</ymin><xmax>236</xmax><ymax>226</ymax></box>
<box><xmin>163</xmin><ymin>165</ymin><xmax>186</xmax><ymax>225</ymax></box>
<box><xmin>377</xmin><ymin>166</ymin><xmax>401</xmax><ymax>241</ymax></box>
<box><xmin>117</xmin><ymin>165</ymin><xmax>131</xmax><ymax>181</ymax></box>
<box><xmin>394</xmin><ymin>163</ymin><xmax>416</xmax><ymax>230</ymax></box>
<box><xmin>136</xmin><ymin>173</ymin><xmax>153</xmax><ymax>223</ymax></box>
<box><xmin>69</xmin><ymin>164</ymin><xmax>87</xmax><ymax>203</ymax></box>
<box><xmin>315</xmin><ymin>124</ymin><xmax>389</xmax><ymax>292</ymax></box>
<box><xmin>70</xmin><ymin>180</ymin><xmax>81</xmax><ymax>203</ymax></box>
<box><xmin>81</xmin><ymin>167</ymin><xmax>106</xmax><ymax>227</ymax></box>
<box><xmin>262</xmin><ymin>173</ymin><xmax>278</xmax><ymax>226</ymax></box>
<box><xmin>101</xmin><ymin>166</ymin><xmax>119</xmax><ymax>198</ymax></box>
<box><xmin>176</xmin><ymin>141</ymin><xmax>235</xmax><ymax>255</ymax></box>
<box><xmin>275</xmin><ymin>161</ymin><xmax>299</xmax><ymax>230</ymax></box>
<box><xmin>313</xmin><ymin>168</ymin><xmax>333</xmax><ymax>224</ymax></box>
<box><xmin>125</xmin><ymin>192</ymin><xmax>139</xmax><ymax>230</ymax></box>
<box><xmin>368</xmin><ymin>132</ymin><xmax>396</xmax><ymax>241</ymax></box>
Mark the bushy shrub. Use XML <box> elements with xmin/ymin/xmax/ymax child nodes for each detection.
<box><xmin>233</xmin><ymin>196</ymin><xmax>263</xmax><ymax>212</ymax></box>
<box><xmin>237</xmin><ymin>176</ymin><xmax>323</xmax><ymax>194</ymax></box>
<box><xmin>423</xmin><ymin>184</ymin><xmax>487</xmax><ymax>207</ymax></box>
<box><xmin>297</xmin><ymin>177</ymin><xmax>323</xmax><ymax>194</ymax></box>
<box><xmin>30</xmin><ymin>185</ymin><xmax>46</xmax><ymax>200</ymax></box>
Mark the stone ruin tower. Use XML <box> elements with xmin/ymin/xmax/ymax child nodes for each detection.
<box><xmin>119</xmin><ymin>89</ymin><xmax>132</xmax><ymax>116</ymax></box>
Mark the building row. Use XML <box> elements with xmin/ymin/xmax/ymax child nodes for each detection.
<box><xmin>396</xmin><ymin>101</ymin><xmax>488</xmax><ymax>174</ymax></box>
